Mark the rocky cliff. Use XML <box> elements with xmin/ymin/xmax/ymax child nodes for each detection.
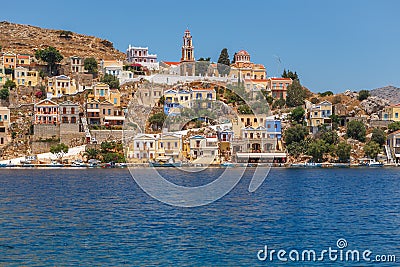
<box><xmin>370</xmin><ymin>85</ymin><xmax>400</xmax><ymax>104</ymax></box>
<box><xmin>0</xmin><ymin>21</ymin><xmax>125</xmax><ymax>61</ymax></box>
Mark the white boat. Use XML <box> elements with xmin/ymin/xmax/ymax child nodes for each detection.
<box><xmin>71</xmin><ymin>160</ymin><xmax>87</xmax><ymax>167</ymax></box>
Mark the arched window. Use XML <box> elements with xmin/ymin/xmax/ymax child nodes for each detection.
<box><xmin>63</xmin><ymin>107</ymin><xmax>67</xmax><ymax>114</ymax></box>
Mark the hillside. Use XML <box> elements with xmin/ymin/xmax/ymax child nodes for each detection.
<box><xmin>0</xmin><ymin>21</ymin><xmax>125</xmax><ymax>61</ymax></box>
<box><xmin>370</xmin><ymin>85</ymin><xmax>400</xmax><ymax>104</ymax></box>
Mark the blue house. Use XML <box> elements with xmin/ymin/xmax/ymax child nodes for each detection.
<box><xmin>265</xmin><ymin>116</ymin><xmax>282</xmax><ymax>140</ymax></box>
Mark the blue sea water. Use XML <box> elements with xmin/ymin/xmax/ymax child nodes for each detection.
<box><xmin>0</xmin><ymin>168</ymin><xmax>399</xmax><ymax>266</ymax></box>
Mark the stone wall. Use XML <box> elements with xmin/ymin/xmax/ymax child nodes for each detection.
<box><xmin>31</xmin><ymin>140</ymin><xmax>59</xmax><ymax>154</ymax></box>
<box><xmin>33</xmin><ymin>124</ymin><xmax>60</xmax><ymax>140</ymax></box>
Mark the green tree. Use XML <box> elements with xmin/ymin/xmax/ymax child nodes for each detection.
<box><xmin>237</xmin><ymin>104</ymin><xmax>252</xmax><ymax>114</ymax></box>
<box><xmin>84</xmin><ymin>148</ymin><xmax>99</xmax><ymax>160</ymax></box>
<box><xmin>289</xmin><ymin>107</ymin><xmax>305</xmax><ymax>124</ymax></box>
<box><xmin>364</xmin><ymin>141</ymin><xmax>381</xmax><ymax>160</ymax></box>
<box><xmin>84</xmin><ymin>57</ymin><xmax>98</xmax><ymax>74</ymax></box>
<box><xmin>286</xmin><ymin>80</ymin><xmax>306</xmax><ymax>107</ymax></box>
<box><xmin>217</xmin><ymin>48</ymin><xmax>230</xmax><ymax>76</ymax></box>
<box><xmin>388</xmin><ymin>121</ymin><xmax>400</xmax><ymax>133</ymax></box>
<box><xmin>282</xmin><ymin>69</ymin><xmax>299</xmax><ymax>81</ymax></box>
<box><xmin>307</xmin><ymin>139</ymin><xmax>328</xmax><ymax>162</ymax></box>
<box><xmin>336</xmin><ymin>142</ymin><xmax>351</xmax><ymax>163</ymax></box>
<box><xmin>3</xmin><ymin>80</ymin><xmax>16</xmax><ymax>90</ymax></box>
<box><xmin>272</xmin><ymin>98</ymin><xmax>286</xmax><ymax>109</ymax></box>
<box><xmin>0</xmin><ymin>88</ymin><xmax>9</xmax><ymax>100</ymax></box>
<box><xmin>329</xmin><ymin>114</ymin><xmax>341</xmax><ymax>130</ymax></box>
<box><xmin>284</xmin><ymin>124</ymin><xmax>308</xmax><ymax>146</ymax></box>
<box><xmin>371</xmin><ymin>128</ymin><xmax>386</xmax><ymax>147</ymax></box>
<box><xmin>50</xmin><ymin>143</ymin><xmax>69</xmax><ymax>161</ymax></box>
<box><xmin>35</xmin><ymin>46</ymin><xmax>63</xmax><ymax>75</ymax></box>
<box><xmin>346</xmin><ymin>120</ymin><xmax>366</xmax><ymax>142</ymax></box>
<box><xmin>286</xmin><ymin>139</ymin><xmax>310</xmax><ymax>157</ymax></box>
<box><xmin>358</xmin><ymin>90</ymin><xmax>370</xmax><ymax>101</ymax></box>
<box><xmin>319</xmin><ymin>91</ymin><xmax>334</xmax><ymax>97</ymax></box>
<box><xmin>101</xmin><ymin>73</ymin><xmax>120</xmax><ymax>89</ymax></box>
<box><xmin>319</xmin><ymin>129</ymin><xmax>339</xmax><ymax>145</ymax></box>
<box><xmin>148</xmin><ymin>112</ymin><xmax>167</xmax><ymax>130</ymax></box>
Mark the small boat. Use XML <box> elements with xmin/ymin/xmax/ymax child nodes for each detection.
<box><xmin>220</xmin><ymin>162</ymin><xmax>235</xmax><ymax>167</ymax></box>
<box><xmin>71</xmin><ymin>160</ymin><xmax>87</xmax><ymax>167</ymax></box>
<box><xmin>0</xmin><ymin>163</ymin><xmax>8</xmax><ymax>168</ymax></box>
<box><xmin>149</xmin><ymin>157</ymin><xmax>182</xmax><ymax>167</ymax></box>
<box><xmin>116</xmin><ymin>163</ymin><xmax>127</xmax><ymax>168</ymax></box>
<box><xmin>45</xmin><ymin>161</ymin><xmax>64</xmax><ymax>167</ymax></box>
<box><xmin>368</xmin><ymin>161</ymin><xmax>383</xmax><ymax>167</ymax></box>
<box><xmin>88</xmin><ymin>159</ymin><xmax>101</xmax><ymax>168</ymax></box>
<box><xmin>332</xmin><ymin>163</ymin><xmax>350</xmax><ymax>168</ymax></box>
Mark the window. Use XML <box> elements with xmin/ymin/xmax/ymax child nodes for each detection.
<box><xmin>63</xmin><ymin>107</ymin><xmax>67</xmax><ymax>114</ymax></box>
<box><xmin>396</xmin><ymin>113</ymin><xmax>398</xmax><ymax>119</ymax></box>
<box><xmin>71</xmin><ymin>108</ymin><xmax>75</xmax><ymax>114</ymax></box>
<box><xmin>114</xmin><ymin>98</ymin><xmax>117</xmax><ymax>104</ymax></box>
<box><xmin>175</xmin><ymin>142</ymin><xmax>178</xmax><ymax>148</ymax></box>
<box><xmin>103</xmin><ymin>109</ymin><xmax>105</xmax><ymax>115</ymax></box>
<box><xmin>0</xmin><ymin>115</ymin><xmax>2</xmax><ymax>121</ymax></box>
<box><xmin>108</xmin><ymin>109</ymin><xmax>111</xmax><ymax>115</ymax></box>
<box><xmin>0</xmin><ymin>137</ymin><xmax>3</xmax><ymax>144</ymax></box>
<box><xmin>150</xmin><ymin>142</ymin><xmax>153</xmax><ymax>148</ymax></box>
<box><xmin>4</xmin><ymin>115</ymin><xmax>7</xmax><ymax>121</ymax></box>
<box><xmin>71</xmin><ymin>117</ymin><xmax>76</xmax><ymax>123</ymax></box>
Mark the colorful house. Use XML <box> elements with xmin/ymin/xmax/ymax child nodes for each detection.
<box><xmin>47</xmin><ymin>75</ymin><xmax>77</xmax><ymax>97</ymax></box>
<box><xmin>189</xmin><ymin>135</ymin><xmax>219</xmax><ymax>160</ymax></box>
<box><xmin>34</xmin><ymin>99</ymin><xmax>59</xmax><ymax>125</ymax></box>
<box><xmin>305</xmin><ymin>100</ymin><xmax>333</xmax><ymax>133</ymax></box>
<box><xmin>59</xmin><ymin>101</ymin><xmax>79</xmax><ymax>124</ymax></box>
<box><xmin>267</xmin><ymin>77</ymin><xmax>293</xmax><ymax>99</ymax></box>
<box><xmin>380</xmin><ymin>104</ymin><xmax>400</xmax><ymax>121</ymax></box>
<box><xmin>14</xmin><ymin>67</ymin><xmax>39</xmax><ymax>87</ymax></box>
<box><xmin>157</xmin><ymin>133</ymin><xmax>183</xmax><ymax>160</ymax></box>
<box><xmin>16</xmin><ymin>54</ymin><xmax>31</xmax><ymax>67</ymax></box>
<box><xmin>133</xmin><ymin>134</ymin><xmax>159</xmax><ymax>160</ymax></box>
<box><xmin>0</xmin><ymin>106</ymin><xmax>10</xmax><ymax>146</ymax></box>
<box><xmin>386</xmin><ymin>130</ymin><xmax>400</xmax><ymax>163</ymax></box>
<box><xmin>2</xmin><ymin>52</ymin><xmax>17</xmax><ymax>69</ymax></box>
<box><xmin>100</xmin><ymin>60</ymin><xmax>123</xmax><ymax>77</ymax></box>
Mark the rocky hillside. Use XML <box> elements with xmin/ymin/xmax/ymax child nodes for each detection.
<box><xmin>0</xmin><ymin>21</ymin><xmax>125</xmax><ymax>61</ymax></box>
<box><xmin>370</xmin><ymin>85</ymin><xmax>400</xmax><ymax>104</ymax></box>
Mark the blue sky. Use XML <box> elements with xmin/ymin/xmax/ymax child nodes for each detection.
<box><xmin>2</xmin><ymin>0</ymin><xmax>400</xmax><ymax>93</ymax></box>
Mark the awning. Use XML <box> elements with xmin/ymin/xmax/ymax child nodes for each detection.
<box><xmin>236</xmin><ymin>152</ymin><xmax>287</xmax><ymax>158</ymax></box>
<box><xmin>104</xmin><ymin>116</ymin><xmax>125</xmax><ymax>121</ymax></box>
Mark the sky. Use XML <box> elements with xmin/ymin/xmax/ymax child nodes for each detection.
<box><xmin>2</xmin><ymin>0</ymin><xmax>400</xmax><ymax>93</ymax></box>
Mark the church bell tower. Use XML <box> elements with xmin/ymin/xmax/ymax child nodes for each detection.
<box><xmin>180</xmin><ymin>29</ymin><xmax>195</xmax><ymax>76</ymax></box>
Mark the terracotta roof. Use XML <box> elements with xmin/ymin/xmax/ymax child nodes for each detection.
<box><xmin>268</xmin><ymin>77</ymin><xmax>292</xmax><ymax>81</ymax></box>
<box><xmin>237</xmin><ymin>50</ymin><xmax>249</xmax><ymax>56</ymax></box>
<box><xmin>163</xmin><ymin>61</ymin><xmax>180</xmax><ymax>66</ymax></box>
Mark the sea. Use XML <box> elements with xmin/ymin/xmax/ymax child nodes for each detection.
<box><xmin>0</xmin><ymin>168</ymin><xmax>399</xmax><ymax>266</ymax></box>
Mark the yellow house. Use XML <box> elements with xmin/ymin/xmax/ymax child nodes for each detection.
<box><xmin>229</xmin><ymin>50</ymin><xmax>266</xmax><ymax>80</ymax></box>
<box><xmin>164</xmin><ymin>89</ymin><xmax>192</xmax><ymax>108</ymax></box>
<box><xmin>48</xmin><ymin>75</ymin><xmax>77</xmax><ymax>97</ymax></box>
<box><xmin>16</xmin><ymin>54</ymin><xmax>31</xmax><ymax>67</ymax></box>
<box><xmin>14</xmin><ymin>67</ymin><xmax>39</xmax><ymax>87</ymax></box>
<box><xmin>381</xmin><ymin>104</ymin><xmax>400</xmax><ymax>121</ymax></box>
<box><xmin>306</xmin><ymin>100</ymin><xmax>333</xmax><ymax>133</ymax></box>
<box><xmin>156</xmin><ymin>133</ymin><xmax>183</xmax><ymax>160</ymax></box>
<box><xmin>110</xmin><ymin>89</ymin><xmax>121</xmax><ymax>107</ymax></box>
<box><xmin>244</xmin><ymin>78</ymin><xmax>268</xmax><ymax>93</ymax></box>
<box><xmin>2</xmin><ymin>52</ymin><xmax>17</xmax><ymax>69</ymax></box>
<box><xmin>92</xmin><ymin>82</ymin><xmax>110</xmax><ymax>101</ymax></box>
<box><xmin>232</xmin><ymin>114</ymin><xmax>267</xmax><ymax>137</ymax></box>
